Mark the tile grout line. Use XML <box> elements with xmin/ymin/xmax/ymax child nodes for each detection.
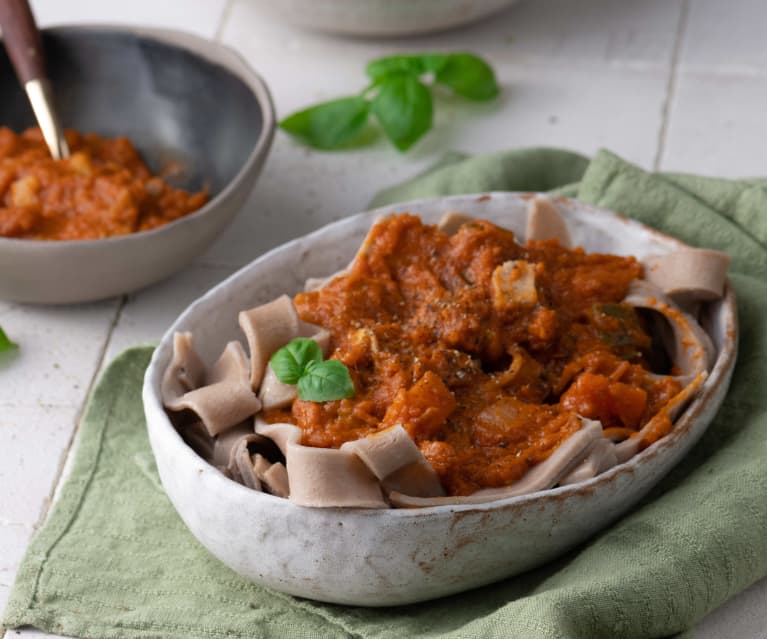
<box><xmin>32</xmin><ymin>296</ymin><xmax>127</xmax><ymax>531</ymax></box>
<box><xmin>653</xmin><ymin>0</ymin><xmax>690</xmax><ymax>171</ymax></box>
<box><xmin>214</xmin><ymin>0</ymin><xmax>236</xmax><ymax>42</ymax></box>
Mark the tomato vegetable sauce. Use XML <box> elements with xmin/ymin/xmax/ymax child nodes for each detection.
<box><xmin>0</xmin><ymin>127</ymin><xmax>208</xmax><ymax>240</ymax></box>
<box><xmin>273</xmin><ymin>214</ymin><xmax>682</xmax><ymax>496</ymax></box>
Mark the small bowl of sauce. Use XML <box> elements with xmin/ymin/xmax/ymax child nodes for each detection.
<box><xmin>0</xmin><ymin>127</ymin><xmax>209</xmax><ymax>240</ymax></box>
<box><xmin>0</xmin><ymin>26</ymin><xmax>274</xmax><ymax>304</ymax></box>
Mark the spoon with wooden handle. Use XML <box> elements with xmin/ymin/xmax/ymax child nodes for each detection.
<box><xmin>0</xmin><ymin>0</ymin><xmax>69</xmax><ymax>159</ymax></box>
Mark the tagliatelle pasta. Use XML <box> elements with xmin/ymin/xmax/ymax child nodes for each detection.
<box><xmin>643</xmin><ymin>248</ymin><xmax>730</xmax><ymax>305</ymax></box>
<box><xmin>163</xmin><ymin>340</ymin><xmax>260</xmax><ymax>436</ymax></box>
<box><xmin>341</xmin><ymin>425</ymin><xmax>445</xmax><ymax>499</ymax></box>
<box><xmin>162</xmin><ymin>198</ymin><xmax>728</xmax><ymax>508</ymax></box>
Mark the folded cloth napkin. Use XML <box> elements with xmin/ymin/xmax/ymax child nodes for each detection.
<box><xmin>3</xmin><ymin>149</ymin><xmax>767</xmax><ymax>639</ymax></box>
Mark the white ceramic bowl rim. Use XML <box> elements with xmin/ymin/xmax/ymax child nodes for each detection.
<box><xmin>0</xmin><ymin>24</ymin><xmax>275</xmax><ymax>248</ymax></box>
<box><xmin>144</xmin><ymin>192</ymin><xmax>737</xmax><ymax>517</ymax></box>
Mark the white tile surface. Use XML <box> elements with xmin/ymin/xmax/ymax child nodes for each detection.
<box><xmin>3</xmin><ymin>0</ymin><xmax>767</xmax><ymax>637</ymax></box>
<box><xmin>659</xmin><ymin>71</ymin><xmax>767</xmax><ymax>177</ymax></box>
<box><xmin>492</xmin><ymin>0</ymin><xmax>684</xmax><ymax>69</ymax></box>
<box><xmin>0</xmin><ymin>301</ymin><xmax>119</xmax><ymax>408</ymax></box>
<box><xmin>681</xmin><ymin>0</ymin><xmax>767</xmax><ymax>74</ymax></box>
<box><xmin>28</xmin><ymin>0</ymin><xmax>231</xmax><ymax>39</ymax></box>
<box><xmin>0</xmin><ymin>406</ymin><xmax>79</xmax><ymax>525</ymax></box>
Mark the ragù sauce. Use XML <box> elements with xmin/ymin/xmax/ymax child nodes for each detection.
<box><xmin>0</xmin><ymin>127</ymin><xmax>208</xmax><ymax>240</ymax></box>
<box><xmin>269</xmin><ymin>214</ymin><xmax>682</xmax><ymax>496</ymax></box>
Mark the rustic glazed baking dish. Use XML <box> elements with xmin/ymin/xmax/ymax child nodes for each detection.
<box><xmin>0</xmin><ymin>26</ymin><xmax>274</xmax><ymax>304</ymax></box>
<box><xmin>142</xmin><ymin>192</ymin><xmax>737</xmax><ymax>606</ymax></box>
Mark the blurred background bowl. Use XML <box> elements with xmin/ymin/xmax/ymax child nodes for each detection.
<box><xmin>0</xmin><ymin>26</ymin><xmax>274</xmax><ymax>304</ymax></box>
<box><xmin>249</xmin><ymin>0</ymin><xmax>521</xmax><ymax>37</ymax></box>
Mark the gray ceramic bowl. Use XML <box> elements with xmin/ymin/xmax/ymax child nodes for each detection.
<box><xmin>0</xmin><ymin>26</ymin><xmax>274</xmax><ymax>304</ymax></box>
<box><xmin>143</xmin><ymin>193</ymin><xmax>737</xmax><ymax>606</ymax></box>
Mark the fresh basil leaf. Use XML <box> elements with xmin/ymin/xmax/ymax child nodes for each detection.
<box><xmin>366</xmin><ymin>56</ymin><xmax>424</xmax><ymax>81</ymax></box>
<box><xmin>270</xmin><ymin>338</ymin><xmax>323</xmax><ymax>385</ymax></box>
<box><xmin>0</xmin><ymin>325</ymin><xmax>17</xmax><ymax>354</ymax></box>
<box><xmin>280</xmin><ymin>96</ymin><xmax>371</xmax><ymax>150</ymax></box>
<box><xmin>435</xmin><ymin>53</ymin><xmax>499</xmax><ymax>101</ymax></box>
<box><xmin>297</xmin><ymin>359</ymin><xmax>355</xmax><ymax>402</ymax></box>
<box><xmin>418</xmin><ymin>54</ymin><xmax>450</xmax><ymax>74</ymax></box>
<box><xmin>282</xmin><ymin>51</ymin><xmax>497</xmax><ymax>152</ymax></box>
<box><xmin>371</xmin><ymin>73</ymin><xmax>433</xmax><ymax>151</ymax></box>
<box><xmin>366</xmin><ymin>54</ymin><xmax>447</xmax><ymax>81</ymax></box>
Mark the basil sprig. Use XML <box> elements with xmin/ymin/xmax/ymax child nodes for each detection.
<box><xmin>280</xmin><ymin>52</ymin><xmax>499</xmax><ymax>152</ymax></box>
<box><xmin>270</xmin><ymin>338</ymin><xmax>354</xmax><ymax>403</ymax></box>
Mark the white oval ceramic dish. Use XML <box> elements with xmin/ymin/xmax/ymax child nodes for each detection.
<box><xmin>0</xmin><ymin>26</ymin><xmax>274</xmax><ymax>304</ymax></box>
<box><xmin>249</xmin><ymin>0</ymin><xmax>520</xmax><ymax>37</ymax></box>
<box><xmin>143</xmin><ymin>193</ymin><xmax>737</xmax><ymax>606</ymax></box>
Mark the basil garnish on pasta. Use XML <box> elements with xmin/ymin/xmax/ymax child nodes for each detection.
<box><xmin>270</xmin><ymin>338</ymin><xmax>354</xmax><ymax>402</ymax></box>
<box><xmin>270</xmin><ymin>338</ymin><xmax>323</xmax><ymax>384</ymax></box>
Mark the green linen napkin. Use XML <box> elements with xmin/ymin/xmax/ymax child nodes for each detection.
<box><xmin>4</xmin><ymin>149</ymin><xmax>767</xmax><ymax>639</ymax></box>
